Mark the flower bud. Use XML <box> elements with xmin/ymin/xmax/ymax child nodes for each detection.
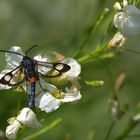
<box><xmin>114</xmin><ymin>2</ymin><xmax>122</xmax><ymax>10</ymax></box>
<box><xmin>108</xmin><ymin>32</ymin><xmax>126</xmax><ymax>49</ymax></box>
<box><xmin>6</xmin><ymin>120</ymin><xmax>21</xmax><ymax>139</ymax></box>
<box><xmin>85</xmin><ymin>80</ymin><xmax>104</xmax><ymax>87</ymax></box>
<box><xmin>114</xmin><ymin>72</ymin><xmax>126</xmax><ymax>92</ymax></box>
<box><xmin>16</xmin><ymin>108</ymin><xmax>41</xmax><ymax>128</ymax></box>
<box><xmin>111</xmin><ymin>97</ymin><xmax>122</xmax><ymax>121</ymax></box>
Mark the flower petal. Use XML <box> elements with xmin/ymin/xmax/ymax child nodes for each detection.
<box><xmin>5</xmin><ymin>46</ymin><xmax>23</xmax><ymax>69</ymax></box>
<box><xmin>62</xmin><ymin>58</ymin><xmax>81</xmax><ymax>80</ymax></box>
<box><xmin>114</xmin><ymin>5</ymin><xmax>140</xmax><ymax>36</ymax></box>
<box><xmin>60</xmin><ymin>88</ymin><xmax>81</xmax><ymax>102</ymax></box>
<box><xmin>114</xmin><ymin>12</ymin><xmax>126</xmax><ymax>29</ymax></box>
<box><xmin>127</xmin><ymin>5</ymin><xmax>140</xmax><ymax>17</ymax></box>
<box><xmin>16</xmin><ymin>107</ymin><xmax>41</xmax><ymax>128</ymax></box>
<box><xmin>121</xmin><ymin>12</ymin><xmax>140</xmax><ymax>36</ymax></box>
<box><xmin>5</xmin><ymin>120</ymin><xmax>21</xmax><ymax>140</ymax></box>
<box><xmin>35</xmin><ymin>92</ymin><xmax>61</xmax><ymax>113</ymax></box>
<box><xmin>123</xmin><ymin>0</ymin><xmax>128</xmax><ymax>7</ymax></box>
<box><xmin>34</xmin><ymin>54</ymin><xmax>49</xmax><ymax>62</ymax></box>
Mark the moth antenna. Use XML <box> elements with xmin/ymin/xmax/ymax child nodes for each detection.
<box><xmin>0</xmin><ymin>50</ymin><xmax>23</xmax><ymax>56</ymax></box>
<box><xmin>25</xmin><ymin>45</ymin><xmax>38</xmax><ymax>55</ymax></box>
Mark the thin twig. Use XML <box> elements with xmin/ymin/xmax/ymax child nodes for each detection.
<box><xmin>124</xmin><ymin>48</ymin><xmax>140</xmax><ymax>55</ymax></box>
<box><xmin>22</xmin><ymin>118</ymin><xmax>62</xmax><ymax>140</ymax></box>
<box><xmin>104</xmin><ymin>121</ymin><xmax>116</xmax><ymax>140</ymax></box>
<box><xmin>73</xmin><ymin>8</ymin><xmax>109</xmax><ymax>58</ymax></box>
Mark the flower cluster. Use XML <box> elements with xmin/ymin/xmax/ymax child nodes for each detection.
<box><xmin>114</xmin><ymin>0</ymin><xmax>140</xmax><ymax>37</ymax></box>
<box><xmin>6</xmin><ymin>108</ymin><xmax>41</xmax><ymax>139</ymax></box>
<box><xmin>0</xmin><ymin>46</ymin><xmax>81</xmax><ymax>139</ymax></box>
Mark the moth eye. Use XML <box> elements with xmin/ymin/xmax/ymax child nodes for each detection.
<box><xmin>4</xmin><ymin>74</ymin><xmax>11</xmax><ymax>81</ymax></box>
<box><xmin>55</xmin><ymin>64</ymin><xmax>64</xmax><ymax>70</ymax></box>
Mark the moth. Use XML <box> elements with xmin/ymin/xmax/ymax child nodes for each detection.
<box><xmin>0</xmin><ymin>45</ymin><xmax>70</xmax><ymax>109</ymax></box>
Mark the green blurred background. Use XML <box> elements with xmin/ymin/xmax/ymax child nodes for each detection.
<box><xmin>0</xmin><ymin>0</ymin><xmax>140</xmax><ymax>140</ymax></box>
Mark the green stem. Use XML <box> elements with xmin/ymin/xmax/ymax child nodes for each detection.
<box><xmin>22</xmin><ymin>118</ymin><xmax>62</xmax><ymax>140</ymax></box>
<box><xmin>114</xmin><ymin>119</ymin><xmax>138</xmax><ymax>140</ymax></box>
<box><xmin>98</xmin><ymin>60</ymin><xmax>117</xmax><ymax>140</ymax></box>
<box><xmin>132</xmin><ymin>0</ymin><xmax>137</xmax><ymax>5</ymax></box>
<box><xmin>104</xmin><ymin>121</ymin><xmax>116</xmax><ymax>140</ymax></box>
<box><xmin>98</xmin><ymin>59</ymin><xmax>117</xmax><ymax>96</ymax></box>
<box><xmin>124</xmin><ymin>48</ymin><xmax>140</xmax><ymax>55</ymax></box>
<box><xmin>73</xmin><ymin>8</ymin><xmax>109</xmax><ymax>58</ymax></box>
<box><xmin>78</xmin><ymin>43</ymin><xmax>108</xmax><ymax>64</ymax></box>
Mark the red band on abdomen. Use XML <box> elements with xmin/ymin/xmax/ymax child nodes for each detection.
<box><xmin>29</xmin><ymin>77</ymin><xmax>37</xmax><ymax>84</ymax></box>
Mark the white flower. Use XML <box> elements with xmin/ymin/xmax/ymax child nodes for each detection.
<box><xmin>132</xmin><ymin>113</ymin><xmax>140</xmax><ymax>122</ymax></box>
<box><xmin>62</xmin><ymin>58</ymin><xmax>81</xmax><ymax>80</ymax></box>
<box><xmin>35</xmin><ymin>92</ymin><xmax>61</xmax><ymax>113</ymax></box>
<box><xmin>6</xmin><ymin>119</ymin><xmax>21</xmax><ymax>139</ymax></box>
<box><xmin>114</xmin><ymin>0</ymin><xmax>128</xmax><ymax>10</ymax></box>
<box><xmin>16</xmin><ymin>107</ymin><xmax>41</xmax><ymax>128</ymax></box>
<box><xmin>35</xmin><ymin>82</ymin><xmax>81</xmax><ymax>113</ymax></box>
<box><xmin>51</xmin><ymin>58</ymin><xmax>81</xmax><ymax>85</ymax></box>
<box><xmin>5</xmin><ymin>107</ymin><xmax>41</xmax><ymax>139</ymax></box>
<box><xmin>35</xmin><ymin>58</ymin><xmax>81</xmax><ymax>113</ymax></box>
<box><xmin>114</xmin><ymin>2</ymin><xmax>140</xmax><ymax>37</ymax></box>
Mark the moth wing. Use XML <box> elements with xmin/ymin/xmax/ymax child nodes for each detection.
<box><xmin>0</xmin><ymin>65</ymin><xmax>25</xmax><ymax>86</ymax></box>
<box><xmin>36</xmin><ymin>61</ymin><xmax>70</xmax><ymax>78</ymax></box>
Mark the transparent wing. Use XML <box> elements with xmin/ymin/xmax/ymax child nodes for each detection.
<box><xmin>0</xmin><ymin>65</ymin><xmax>25</xmax><ymax>86</ymax></box>
<box><xmin>36</xmin><ymin>61</ymin><xmax>71</xmax><ymax>78</ymax></box>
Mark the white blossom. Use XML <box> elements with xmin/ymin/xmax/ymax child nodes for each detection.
<box><xmin>5</xmin><ymin>107</ymin><xmax>41</xmax><ymax>139</ymax></box>
<box><xmin>35</xmin><ymin>92</ymin><xmax>61</xmax><ymax>113</ymax></box>
<box><xmin>114</xmin><ymin>2</ymin><xmax>140</xmax><ymax>37</ymax></box>
<box><xmin>51</xmin><ymin>58</ymin><xmax>81</xmax><ymax>85</ymax></box>
<box><xmin>35</xmin><ymin>57</ymin><xmax>81</xmax><ymax>113</ymax></box>
<box><xmin>16</xmin><ymin>107</ymin><xmax>41</xmax><ymax>128</ymax></box>
<box><xmin>6</xmin><ymin>119</ymin><xmax>21</xmax><ymax>139</ymax></box>
<box><xmin>62</xmin><ymin>58</ymin><xmax>81</xmax><ymax>80</ymax></box>
<box><xmin>35</xmin><ymin>82</ymin><xmax>81</xmax><ymax>113</ymax></box>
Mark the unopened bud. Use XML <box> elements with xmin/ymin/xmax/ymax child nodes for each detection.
<box><xmin>122</xmin><ymin>0</ymin><xmax>128</xmax><ymax>7</ymax></box>
<box><xmin>111</xmin><ymin>97</ymin><xmax>122</xmax><ymax>121</ymax></box>
<box><xmin>114</xmin><ymin>2</ymin><xmax>122</xmax><ymax>10</ymax></box>
<box><xmin>85</xmin><ymin>80</ymin><xmax>104</xmax><ymax>87</ymax></box>
<box><xmin>101</xmin><ymin>52</ymin><xmax>117</xmax><ymax>59</ymax></box>
<box><xmin>108</xmin><ymin>32</ymin><xmax>126</xmax><ymax>49</ymax></box>
<box><xmin>114</xmin><ymin>72</ymin><xmax>126</xmax><ymax>92</ymax></box>
<box><xmin>132</xmin><ymin>113</ymin><xmax>140</xmax><ymax>122</ymax></box>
